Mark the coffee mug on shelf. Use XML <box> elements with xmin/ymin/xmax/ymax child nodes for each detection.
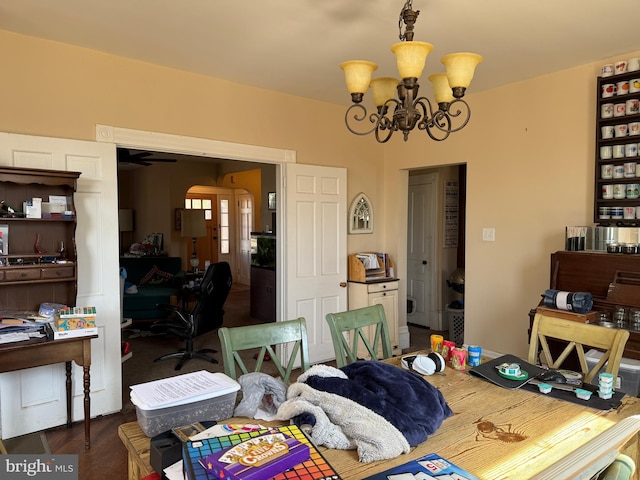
<box><xmin>631</xmin><ymin>79</ymin><xmax>640</xmax><ymax>93</ymax></box>
<box><xmin>602</xmin><ymin>103</ymin><xmax>614</xmax><ymax>118</ymax></box>
<box><xmin>599</xmin><ymin>206</ymin><xmax>612</xmax><ymax>219</ymax></box>
<box><xmin>624</xmin><ymin>206</ymin><xmax>636</xmax><ymax>219</ymax></box>
<box><xmin>629</xmin><ymin>58</ymin><xmax>640</xmax><ymax>72</ymax></box>
<box><xmin>601</xmin><ymin>145</ymin><xmax>614</xmax><ymax>160</ymax></box>
<box><xmin>627</xmin><ymin>98</ymin><xmax>640</xmax><ymax>115</ymax></box>
<box><xmin>602</xmin><ymin>84</ymin><xmax>616</xmax><ymax>98</ymax></box>
<box><xmin>627</xmin><ymin>184</ymin><xmax>640</xmax><ymax>199</ymax></box>
<box><xmin>615</xmin><ymin>124</ymin><xmax>628</xmax><ymax>137</ymax></box>
<box><xmin>613</xmin><ymin>163</ymin><xmax>625</xmax><ymax>177</ymax></box>
<box><xmin>602</xmin><ymin>184</ymin><xmax>614</xmax><ymax>199</ymax></box>
<box><xmin>614</xmin><ymin>103</ymin><xmax>627</xmax><ymax>117</ymax></box>
<box><xmin>616</xmin><ymin>60</ymin><xmax>628</xmax><ymax>74</ymax></box>
<box><xmin>602</xmin><ymin>125</ymin><xmax>615</xmax><ymax>139</ymax></box>
<box><xmin>617</xmin><ymin>80</ymin><xmax>630</xmax><ymax>95</ymax></box>
<box><xmin>625</xmin><ymin>146</ymin><xmax>638</xmax><ymax>158</ymax></box>
<box><xmin>614</xmin><ymin>184</ymin><xmax>627</xmax><ymax>199</ymax></box>
<box><xmin>625</xmin><ymin>161</ymin><xmax>638</xmax><ymax>175</ymax></box>
<box><xmin>613</xmin><ymin>144</ymin><xmax>626</xmax><ymax>158</ymax></box>
<box><xmin>602</xmin><ymin>64</ymin><xmax>615</xmax><ymax>77</ymax></box>
<box><xmin>612</xmin><ymin>206</ymin><xmax>624</xmax><ymax>218</ymax></box>
<box><xmin>630</xmin><ymin>122</ymin><xmax>640</xmax><ymax>136</ymax></box>
<box><xmin>601</xmin><ymin>164</ymin><xmax>614</xmax><ymax>179</ymax></box>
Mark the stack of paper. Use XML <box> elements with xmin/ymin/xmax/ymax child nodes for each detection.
<box><xmin>130</xmin><ymin>370</ymin><xmax>240</xmax><ymax>410</ymax></box>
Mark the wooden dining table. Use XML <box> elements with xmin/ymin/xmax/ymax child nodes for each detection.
<box><xmin>118</xmin><ymin>352</ymin><xmax>640</xmax><ymax>479</ymax></box>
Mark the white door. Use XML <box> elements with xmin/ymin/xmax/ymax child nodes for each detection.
<box><xmin>407</xmin><ymin>173</ymin><xmax>438</xmax><ymax>328</ymax></box>
<box><xmin>283</xmin><ymin>163</ymin><xmax>347</xmax><ymax>364</ymax></box>
<box><xmin>236</xmin><ymin>192</ymin><xmax>252</xmax><ymax>286</ymax></box>
<box><xmin>0</xmin><ymin>133</ymin><xmax>121</xmax><ymax>439</ymax></box>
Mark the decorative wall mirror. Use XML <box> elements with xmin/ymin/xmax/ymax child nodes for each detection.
<box><xmin>349</xmin><ymin>192</ymin><xmax>373</xmax><ymax>234</ymax></box>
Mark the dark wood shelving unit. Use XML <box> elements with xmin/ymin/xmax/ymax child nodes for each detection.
<box><xmin>595</xmin><ymin>71</ymin><xmax>640</xmax><ymax>226</ymax></box>
<box><xmin>0</xmin><ymin>166</ymin><xmax>80</xmax><ymax>310</ymax></box>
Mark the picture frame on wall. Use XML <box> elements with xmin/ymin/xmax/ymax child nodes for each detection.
<box><xmin>268</xmin><ymin>192</ymin><xmax>276</xmax><ymax>210</ymax></box>
<box><xmin>175</xmin><ymin>208</ymin><xmax>183</xmax><ymax>230</ymax></box>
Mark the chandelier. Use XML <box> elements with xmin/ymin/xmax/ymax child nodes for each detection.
<box><xmin>340</xmin><ymin>0</ymin><xmax>483</xmax><ymax>143</ymax></box>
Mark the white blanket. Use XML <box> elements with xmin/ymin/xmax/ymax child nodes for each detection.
<box><xmin>276</xmin><ymin>364</ymin><xmax>410</xmax><ymax>463</ymax></box>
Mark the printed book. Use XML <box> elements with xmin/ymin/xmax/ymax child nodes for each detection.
<box><xmin>55</xmin><ymin>316</ymin><xmax>96</xmax><ymax>330</ymax></box>
<box><xmin>52</xmin><ymin>326</ymin><xmax>98</xmax><ymax>340</ymax></box>
<box><xmin>58</xmin><ymin>306</ymin><xmax>97</xmax><ymax>318</ymax></box>
<box><xmin>183</xmin><ymin>424</ymin><xmax>341</xmax><ymax>480</ymax></box>
<box><xmin>362</xmin><ymin>453</ymin><xmax>479</xmax><ymax>480</ymax></box>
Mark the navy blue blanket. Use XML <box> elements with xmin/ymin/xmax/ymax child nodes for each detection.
<box><xmin>303</xmin><ymin>360</ymin><xmax>452</xmax><ymax>446</ymax></box>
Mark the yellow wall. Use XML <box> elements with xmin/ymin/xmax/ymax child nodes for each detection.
<box><xmin>3</xmin><ymin>28</ymin><xmax>639</xmax><ymax>356</ymax></box>
<box><xmin>385</xmin><ymin>51</ymin><xmax>640</xmax><ymax>356</ymax></box>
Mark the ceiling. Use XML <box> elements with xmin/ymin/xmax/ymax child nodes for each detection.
<box><xmin>2</xmin><ymin>1</ymin><xmax>640</xmax><ymax>106</ymax></box>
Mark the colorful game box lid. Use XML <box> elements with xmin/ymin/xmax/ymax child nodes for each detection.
<box><xmin>201</xmin><ymin>432</ymin><xmax>310</xmax><ymax>480</ymax></box>
<box><xmin>183</xmin><ymin>424</ymin><xmax>341</xmax><ymax>480</ymax></box>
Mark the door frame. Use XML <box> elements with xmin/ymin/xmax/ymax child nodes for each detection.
<box><xmin>97</xmin><ymin>124</ymin><xmax>294</xmax><ymax>310</ymax></box>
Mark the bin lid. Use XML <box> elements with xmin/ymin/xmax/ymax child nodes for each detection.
<box><xmin>130</xmin><ymin>370</ymin><xmax>240</xmax><ymax>411</ymax></box>
<box><xmin>585</xmin><ymin>349</ymin><xmax>640</xmax><ymax>371</ymax></box>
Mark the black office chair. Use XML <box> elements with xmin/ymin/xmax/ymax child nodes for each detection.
<box><xmin>151</xmin><ymin>261</ymin><xmax>232</xmax><ymax>370</ymax></box>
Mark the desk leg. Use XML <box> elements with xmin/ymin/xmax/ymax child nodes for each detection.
<box><xmin>83</xmin><ymin>365</ymin><xmax>91</xmax><ymax>450</ymax></box>
<box><xmin>65</xmin><ymin>361</ymin><xmax>72</xmax><ymax>428</ymax></box>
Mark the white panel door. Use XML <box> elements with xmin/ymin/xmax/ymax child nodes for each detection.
<box><xmin>283</xmin><ymin>163</ymin><xmax>347</xmax><ymax>364</ymax></box>
<box><xmin>0</xmin><ymin>133</ymin><xmax>121</xmax><ymax>439</ymax></box>
<box><xmin>407</xmin><ymin>173</ymin><xmax>438</xmax><ymax>328</ymax></box>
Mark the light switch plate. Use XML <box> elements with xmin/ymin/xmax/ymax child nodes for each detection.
<box><xmin>482</xmin><ymin>228</ymin><xmax>495</xmax><ymax>242</ymax></box>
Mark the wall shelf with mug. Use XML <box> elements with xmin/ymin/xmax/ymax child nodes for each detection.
<box><xmin>596</xmin><ymin>61</ymin><xmax>640</xmax><ymax>226</ymax></box>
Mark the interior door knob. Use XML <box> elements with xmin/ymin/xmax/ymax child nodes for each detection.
<box><xmin>339</xmin><ymin>282</ymin><xmax>347</xmax><ymax>287</ymax></box>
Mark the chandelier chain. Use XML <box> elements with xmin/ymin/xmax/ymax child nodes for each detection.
<box><xmin>398</xmin><ymin>0</ymin><xmax>419</xmax><ymax>42</ymax></box>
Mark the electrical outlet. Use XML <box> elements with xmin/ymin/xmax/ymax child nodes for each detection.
<box><xmin>482</xmin><ymin>228</ymin><xmax>495</xmax><ymax>242</ymax></box>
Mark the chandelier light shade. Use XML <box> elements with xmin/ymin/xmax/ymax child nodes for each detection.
<box><xmin>341</xmin><ymin>0</ymin><xmax>483</xmax><ymax>143</ymax></box>
<box><xmin>340</xmin><ymin>61</ymin><xmax>378</xmax><ymax>99</ymax></box>
<box><xmin>441</xmin><ymin>52</ymin><xmax>483</xmax><ymax>90</ymax></box>
<box><xmin>390</xmin><ymin>41</ymin><xmax>433</xmax><ymax>79</ymax></box>
<box><xmin>370</xmin><ymin>77</ymin><xmax>399</xmax><ymax>109</ymax></box>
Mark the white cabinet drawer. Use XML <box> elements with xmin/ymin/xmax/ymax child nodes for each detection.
<box><xmin>367</xmin><ymin>280</ymin><xmax>399</xmax><ymax>294</ymax></box>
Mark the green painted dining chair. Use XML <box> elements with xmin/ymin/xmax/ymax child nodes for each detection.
<box><xmin>217</xmin><ymin>317</ymin><xmax>310</xmax><ymax>384</ymax></box>
<box><xmin>325</xmin><ymin>304</ymin><xmax>393</xmax><ymax>368</ymax></box>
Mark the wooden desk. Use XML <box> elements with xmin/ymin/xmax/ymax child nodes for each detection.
<box><xmin>118</xmin><ymin>354</ymin><xmax>640</xmax><ymax>479</ymax></box>
<box><xmin>0</xmin><ymin>334</ymin><xmax>96</xmax><ymax>450</ymax></box>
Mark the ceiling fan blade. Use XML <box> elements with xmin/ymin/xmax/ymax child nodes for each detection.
<box><xmin>141</xmin><ymin>158</ymin><xmax>176</xmax><ymax>163</ymax></box>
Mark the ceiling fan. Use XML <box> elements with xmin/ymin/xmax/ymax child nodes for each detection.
<box><xmin>117</xmin><ymin>148</ymin><xmax>177</xmax><ymax>166</ymax></box>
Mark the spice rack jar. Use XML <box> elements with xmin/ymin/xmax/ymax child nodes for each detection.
<box><xmin>596</xmin><ymin>67</ymin><xmax>640</xmax><ymax>225</ymax></box>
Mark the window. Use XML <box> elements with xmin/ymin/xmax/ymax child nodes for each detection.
<box><xmin>220</xmin><ymin>199</ymin><xmax>229</xmax><ymax>254</ymax></box>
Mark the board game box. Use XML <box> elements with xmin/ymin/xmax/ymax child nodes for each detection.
<box><xmin>201</xmin><ymin>432</ymin><xmax>310</xmax><ymax>480</ymax></box>
<box><xmin>183</xmin><ymin>424</ymin><xmax>340</xmax><ymax>480</ymax></box>
<box><xmin>362</xmin><ymin>453</ymin><xmax>479</xmax><ymax>480</ymax></box>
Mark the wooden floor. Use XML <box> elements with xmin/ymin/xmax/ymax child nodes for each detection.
<box><xmin>46</xmin><ymin>409</ymin><xmax>136</xmax><ymax>480</ymax></box>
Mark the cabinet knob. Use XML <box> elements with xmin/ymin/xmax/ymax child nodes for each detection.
<box><xmin>339</xmin><ymin>282</ymin><xmax>347</xmax><ymax>288</ymax></box>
